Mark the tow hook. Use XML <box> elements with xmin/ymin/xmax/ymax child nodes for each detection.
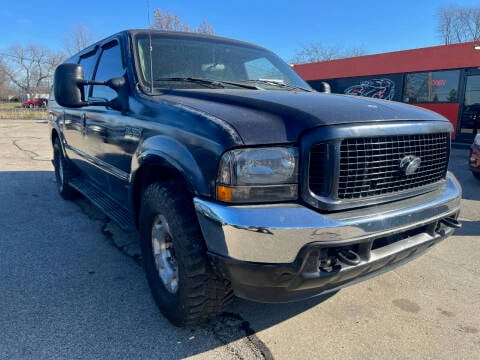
<box><xmin>336</xmin><ymin>249</ymin><xmax>361</xmax><ymax>266</ymax></box>
<box><xmin>440</xmin><ymin>217</ymin><xmax>461</xmax><ymax>229</ymax></box>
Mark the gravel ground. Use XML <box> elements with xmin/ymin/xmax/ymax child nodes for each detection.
<box><xmin>0</xmin><ymin>119</ymin><xmax>478</xmax><ymax>359</ymax></box>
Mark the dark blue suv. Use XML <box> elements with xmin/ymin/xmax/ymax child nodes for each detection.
<box><xmin>50</xmin><ymin>30</ymin><xmax>462</xmax><ymax>326</ymax></box>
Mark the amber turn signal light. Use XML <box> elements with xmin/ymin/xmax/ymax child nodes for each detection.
<box><xmin>216</xmin><ymin>185</ymin><xmax>233</xmax><ymax>202</ymax></box>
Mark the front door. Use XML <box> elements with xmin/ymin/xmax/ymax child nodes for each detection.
<box><xmin>458</xmin><ymin>70</ymin><xmax>480</xmax><ymax>142</ymax></box>
<box><xmin>84</xmin><ymin>39</ymin><xmax>135</xmax><ymax>204</ymax></box>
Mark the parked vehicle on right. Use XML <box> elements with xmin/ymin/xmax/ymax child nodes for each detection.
<box><xmin>469</xmin><ymin>134</ymin><xmax>480</xmax><ymax>180</ymax></box>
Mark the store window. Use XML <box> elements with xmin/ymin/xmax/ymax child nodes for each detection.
<box><xmin>404</xmin><ymin>70</ymin><xmax>460</xmax><ymax>103</ymax></box>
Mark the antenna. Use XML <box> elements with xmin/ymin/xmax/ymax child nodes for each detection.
<box><xmin>146</xmin><ymin>0</ymin><xmax>154</xmax><ymax>94</ymax></box>
<box><xmin>146</xmin><ymin>0</ymin><xmax>151</xmax><ymax>27</ymax></box>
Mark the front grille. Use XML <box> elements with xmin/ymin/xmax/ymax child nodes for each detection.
<box><xmin>308</xmin><ymin>132</ymin><xmax>450</xmax><ymax>202</ymax></box>
<box><xmin>309</xmin><ymin>143</ymin><xmax>328</xmax><ymax>196</ymax></box>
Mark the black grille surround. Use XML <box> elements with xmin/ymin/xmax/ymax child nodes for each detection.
<box><xmin>303</xmin><ymin>121</ymin><xmax>453</xmax><ymax>211</ymax></box>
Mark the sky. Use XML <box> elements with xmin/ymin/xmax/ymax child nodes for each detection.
<box><xmin>1</xmin><ymin>0</ymin><xmax>480</xmax><ymax>62</ymax></box>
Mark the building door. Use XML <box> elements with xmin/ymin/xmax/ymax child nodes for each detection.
<box><xmin>458</xmin><ymin>70</ymin><xmax>480</xmax><ymax>142</ymax></box>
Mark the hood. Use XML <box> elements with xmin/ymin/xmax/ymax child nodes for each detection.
<box><xmin>155</xmin><ymin>89</ymin><xmax>447</xmax><ymax>145</ymax></box>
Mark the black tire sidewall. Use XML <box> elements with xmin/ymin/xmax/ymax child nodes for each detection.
<box><xmin>53</xmin><ymin>138</ymin><xmax>77</xmax><ymax>199</ymax></box>
<box><xmin>140</xmin><ymin>182</ymin><xmax>200</xmax><ymax>325</ymax></box>
<box><xmin>53</xmin><ymin>139</ymin><xmax>67</xmax><ymax>194</ymax></box>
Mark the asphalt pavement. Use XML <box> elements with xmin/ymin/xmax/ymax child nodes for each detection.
<box><xmin>0</xmin><ymin>119</ymin><xmax>478</xmax><ymax>359</ymax></box>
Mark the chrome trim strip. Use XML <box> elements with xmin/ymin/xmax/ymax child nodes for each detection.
<box><xmin>195</xmin><ymin>172</ymin><xmax>461</xmax><ymax>263</ymax></box>
<box><xmin>65</xmin><ymin>144</ymin><xmax>129</xmax><ymax>182</ymax></box>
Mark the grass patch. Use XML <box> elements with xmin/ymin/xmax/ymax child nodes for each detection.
<box><xmin>0</xmin><ymin>102</ymin><xmax>22</xmax><ymax>109</ymax></box>
<box><xmin>0</xmin><ymin>108</ymin><xmax>48</xmax><ymax>120</ymax></box>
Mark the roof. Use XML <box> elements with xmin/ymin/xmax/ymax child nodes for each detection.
<box><xmin>293</xmin><ymin>41</ymin><xmax>480</xmax><ymax>80</ymax></box>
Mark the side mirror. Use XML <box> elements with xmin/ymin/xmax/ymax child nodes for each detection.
<box><xmin>54</xmin><ymin>63</ymin><xmax>86</xmax><ymax>108</ymax></box>
<box><xmin>320</xmin><ymin>81</ymin><xmax>331</xmax><ymax>93</ymax></box>
<box><xmin>54</xmin><ymin>63</ymin><xmax>128</xmax><ymax>111</ymax></box>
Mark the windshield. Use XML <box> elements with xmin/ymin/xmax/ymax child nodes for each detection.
<box><xmin>134</xmin><ymin>34</ymin><xmax>312</xmax><ymax>91</ymax></box>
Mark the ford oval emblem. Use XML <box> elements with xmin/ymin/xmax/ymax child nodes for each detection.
<box><xmin>400</xmin><ymin>155</ymin><xmax>422</xmax><ymax>176</ymax></box>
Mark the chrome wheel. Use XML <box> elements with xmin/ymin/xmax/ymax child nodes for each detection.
<box><xmin>151</xmin><ymin>214</ymin><xmax>179</xmax><ymax>294</ymax></box>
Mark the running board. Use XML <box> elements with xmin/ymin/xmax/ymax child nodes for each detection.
<box><xmin>70</xmin><ymin>177</ymin><xmax>136</xmax><ymax>232</ymax></box>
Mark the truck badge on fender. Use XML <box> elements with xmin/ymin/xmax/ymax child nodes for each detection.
<box><xmin>125</xmin><ymin>126</ymin><xmax>142</xmax><ymax>139</ymax></box>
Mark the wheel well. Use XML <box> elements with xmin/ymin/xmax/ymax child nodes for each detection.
<box><xmin>132</xmin><ymin>162</ymin><xmax>193</xmax><ymax>228</ymax></box>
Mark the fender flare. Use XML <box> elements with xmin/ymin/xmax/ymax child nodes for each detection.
<box><xmin>130</xmin><ymin>135</ymin><xmax>210</xmax><ymax>197</ymax></box>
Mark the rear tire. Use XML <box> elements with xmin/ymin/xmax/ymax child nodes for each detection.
<box><xmin>53</xmin><ymin>138</ymin><xmax>79</xmax><ymax>199</ymax></box>
<box><xmin>140</xmin><ymin>180</ymin><xmax>233</xmax><ymax>326</ymax></box>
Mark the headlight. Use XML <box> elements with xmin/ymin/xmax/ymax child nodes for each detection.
<box><xmin>216</xmin><ymin>147</ymin><xmax>298</xmax><ymax>203</ymax></box>
<box><xmin>474</xmin><ymin>134</ymin><xmax>480</xmax><ymax>146</ymax></box>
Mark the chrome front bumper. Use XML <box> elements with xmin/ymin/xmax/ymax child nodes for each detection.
<box><xmin>195</xmin><ymin>172</ymin><xmax>461</xmax><ymax>264</ymax></box>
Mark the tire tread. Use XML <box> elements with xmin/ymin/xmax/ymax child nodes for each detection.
<box><xmin>140</xmin><ymin>180</ymin><xmax>233</xmax><ymax>326</ymax></box>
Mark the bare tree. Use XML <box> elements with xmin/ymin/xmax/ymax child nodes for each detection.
<box><xmin>437</xmin><ymin>6</ymin><xmax>480</xmax><ymax>44</ymax></box>
<box><xmin>1</xmin><ymin>45</ymin><xmax>65</xmax><ymax>99</ymax></box>
<box><xmin>152</xmin><ymin>9</ymin><xmax>189</xmax><ymax>31</ymax></box>
<box><xmin>195</xmin><ymin>19</ymin><xmax>214</xmax><ymax>35</ymax></box>
<box><xmin>152</xmin><ymin>8</ymin><xmax>214</xmax><ymax>34</ymax></box>
<box><xmin>291</xmin><ymin>43</ymin><xmax>367</xmax><ymax>64</ymax></box>
<box><xmin>63</xmin><ymin>23</ymin><xmax>99</xmax><ymax>56</ymax></box>
<box><xmin>0</xmin><ymin>61</ymin><xmax>12</xmax><ymax>100</ymax></box>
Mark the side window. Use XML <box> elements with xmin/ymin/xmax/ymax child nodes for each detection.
<box><xmin>78</xmin><ymin>50</ymin><xmax>98</xmax><ymax>98</ymax></box>
<box><xmin>79</xmin><ymin>52</ymin><xmax>97</xmax><ymax>80</ymax></box>
<box><xmin>92</xmin><ymin>41</ymin><xmax>124</xmax><ymax>101</ymax></box>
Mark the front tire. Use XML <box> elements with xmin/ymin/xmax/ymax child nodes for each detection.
<box><xmin>140</xmin><ymin>181</ymin><xmax>233</xmax><ymax>326</ymax></box>
<box><xmin>53</xmin><ymin>137</ymin><xmax>78</xmax><ymax>199</ymax></box>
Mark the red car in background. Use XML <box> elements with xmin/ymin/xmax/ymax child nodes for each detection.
<box><xmin>23</xmin><ymin>98</ymin><xmax>48</xmax><ymax>108</ymax></box>
<box><xmin>469</xmin><ymin>134</ymin><xmax>480</xmax><ymax>180</ymax></box>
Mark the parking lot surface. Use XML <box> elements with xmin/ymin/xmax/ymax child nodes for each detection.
<box><xmin>0</xmin><ymin>119</ymin><xmax>479</xmax><ymax>359</ymax></box>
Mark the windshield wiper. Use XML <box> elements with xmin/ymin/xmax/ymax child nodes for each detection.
<box><xmin>154</xmin><ymin>77</ymin><xmax>224</xmax><ymax>88</ymax></box>
<box><xmin>242</xmin><ymin>79</ymin><xmax>313</xmax><ymax>92</ymax></box>
<box><xmin>154</xmin><ymin>77</ymin><xmax>259</xmax><ymax>90</ymax></box>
